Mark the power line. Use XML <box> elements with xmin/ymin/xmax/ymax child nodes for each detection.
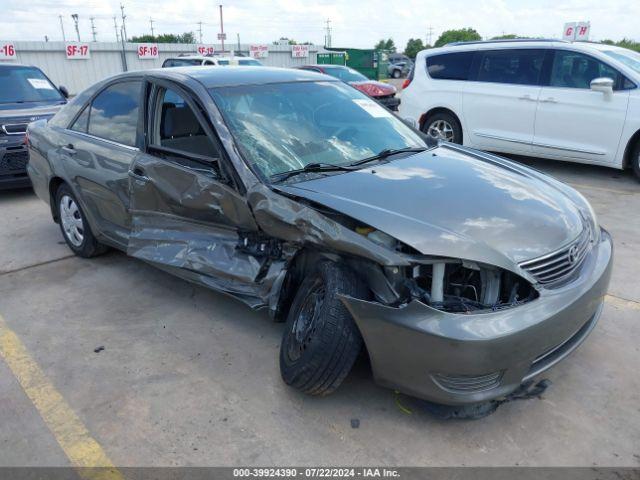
<box><xmin>113</xmin><ymin>16</ymin><xmax>119</xmax><ymax>42</ymax></box>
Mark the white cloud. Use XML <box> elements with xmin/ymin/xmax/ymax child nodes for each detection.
<box><xmin>1</xmin><ymin>0</ymin><xmax>638</xmax><ymax>49</ymax></box>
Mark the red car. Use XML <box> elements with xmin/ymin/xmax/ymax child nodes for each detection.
<box><xmin>298</xmin><ymin>65</ymin><xmax>400</xmax><ymax>111</ymax></box>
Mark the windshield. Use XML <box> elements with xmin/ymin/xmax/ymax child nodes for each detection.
<box><xmin>322</xmin><ymin>66</ymin><xmax>369</xmax><ymax>82</ymax></box>
<box><xmin>0</xmin><ymin>66</ymin><xmax>64</xmax><ymax>104</ymax></box>
<box><xmin>209</xmin><ymin>81</ymin><xmax>426</xmax><ymax>180</ymax></box>
<box><xmin>603</xmin><ymin>49</ymin><xmax>640</xmax><ymax>75</ymax></box>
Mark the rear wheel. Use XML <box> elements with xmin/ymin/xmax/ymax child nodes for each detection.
<box><xmin>392</xmin><ymin>69</ymin><xmax>401</xmax><ymax>79</ymax></box>
<box><xmin>55</xmin><ymin>184</ymin><xmax>107</xmax><ymax>258</ymax></box>
<box><xmin>280</xmin><ymin>261</ymin><xmax>367</xmax><ymax>396</ymax></box>
<box><xmin>422</xmin><ymin>111</ymin><xmax>462</xmax><ymax>144</ymax></box>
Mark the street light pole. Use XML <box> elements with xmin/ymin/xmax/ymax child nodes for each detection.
<box><xmin>59</xmin><ymin>15</ymin><xmax>66</xmax><ymax>42</ymax></box>
<box><xmin>219</xmin><ymin>4</ymin><xmax>225</xmax><ymax>52</ymax></box>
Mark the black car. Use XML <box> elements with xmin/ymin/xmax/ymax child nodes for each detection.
<box><xmin>0</xmin><ymin>63</ymin><xmax>67</xmax><ymax>189</ymax></box>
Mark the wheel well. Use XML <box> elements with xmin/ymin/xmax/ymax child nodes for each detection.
<box><xmin>48</xmin><ymin>177</ymin><xmax>65</xmax><ymax>222</ymax></box>
<box><xmin>419</xmin><ymin>107</ymin><xmax>462</xmax><ymax>141</ymax></box>
<box><xmin>623</xmin><ymin>128</ymin><xmax>640</xmax><ymax>169</ymax></box>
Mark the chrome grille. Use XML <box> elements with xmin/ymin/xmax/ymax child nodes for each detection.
<box><xmin>1</xmin><ymin>123</ymin><xmax>28</xmax><ymax>135</ymax></box>
<box><xmin>432</xmin><ymin>371</ymin><xmax>503</xmax><ymax>394</ymax></box>
<box><xmin>519</xmin><ymin>225</ymin><xmax>592</xmax><ymax>286</ymax></box>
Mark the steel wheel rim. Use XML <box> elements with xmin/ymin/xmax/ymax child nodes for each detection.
<box><xmin>287</xmin><ymin>284</ymin><xmax>325</xmax><ymax>362</ymax></box>
<box><xmin>427</xmin><ymin>120</ymin><xmax>454</xmax><ymax>142</ymax></box>
<box><xmin>59</xmin><ymin>195</ymin><xmax>84</xmax><ymax>247</ymax></box>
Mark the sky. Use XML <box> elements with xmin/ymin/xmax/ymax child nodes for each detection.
<box><xmin>1</xmin><ymin>0</ymin><xmax>638</xmax><ymax>49</ymax></box>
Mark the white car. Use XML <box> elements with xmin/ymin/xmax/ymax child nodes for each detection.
<box><xmin>162</xmin><ymin>55</ymin><xmax>263</xmax><ymax>67</ymax></box>
<box><xmin>399</xmin><ymin>39</ymin><xmax>640</xmax><ymax>180</ymax></box>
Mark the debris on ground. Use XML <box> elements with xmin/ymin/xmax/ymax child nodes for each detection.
<box><xmin>350</xmin><ymin>418</ymin><xmax>360</xmax><ymax>429</ymax></box>
<box><xmin>93</xmin><ymin>346</ymin><xmax>105</xmax><ymax>353</ymax></box>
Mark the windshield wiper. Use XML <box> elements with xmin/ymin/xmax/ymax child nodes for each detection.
<box><xmin>271</xmin><ymin>162</ymin><xmax>356</xmax><ymax>183</ymax></box>
<box><xmin>348</xmin><ymin>147</ymin><xmax>428</xmax><ymax>167</ymax></box>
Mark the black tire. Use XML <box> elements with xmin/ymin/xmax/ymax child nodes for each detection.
<box><xmin>392</xmin><ymin>69</ymin><xmax>401</xmax><ymax>79</ymax></box>
<box><xmin>422</xmin><ymin>111</ymin><xmax>463</xmax><ymax>144</ymax></box>
<box><xmin>280</xmin><ymin>261</ymin><xmax>367</xmax><ymax>396</ymax></box>
<box><xmin>632</xmin><ymin>141</ymin><xmax>640</xmax><ymax>182</ymax></box>
<box><xmin>55</xmin><ymin>183</ymin><xmax>107</xmax><ymax>258</ymax></box>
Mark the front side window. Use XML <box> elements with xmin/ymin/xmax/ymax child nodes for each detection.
<box><xmin>87</xmin><ymin>81</ymin><xmax>142</xmax><ymax>146</ymax></box>
<box><xmin>209</xmin><ymin>81</ymin><xmax>426</xmax><ymax>179</ymax></box>
<box><xmin>426</xmin><ymin>52</ymin><xmax>475</xmax><ymax>81</ymax></box>
<box><xmin>152</xmin><ymin>87</ymin><xmax>218</xmax><ymax>158</ymax></box>
<box><xmin>0</xmin><ymin>66</ymin><xmax>64</xmax><ymax>104</ymax></box>
<box><xmin>549</xmin><ymin>50</ymin><xmax>620</xmax><ymax>89</ymax></box>
<box><xmin>477</xmin><ymin>49</ymin><xmax>545</xmax><ymax>86</ymax></box>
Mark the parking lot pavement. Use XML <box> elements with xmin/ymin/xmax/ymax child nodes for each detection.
<box><xmin>0</xmin><ymin>160</ymin><xmax>639</xmax><ymax>468</ymax></box>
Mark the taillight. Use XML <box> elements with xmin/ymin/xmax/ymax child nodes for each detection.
<box><xmin>402</xmin><ymin>78</ymin><xmax>411</xmax><ymax>89</ymax></box>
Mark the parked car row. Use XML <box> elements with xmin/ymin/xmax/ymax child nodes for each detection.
<box><xmin>162</xmin><ymin>55</ymin><xmax>264</xmax><ymax>68</ymax></box>
<box><xmin>399</xmin><ymin>39</ymin><xmax>640</xmax><ymax>179</ymax></box>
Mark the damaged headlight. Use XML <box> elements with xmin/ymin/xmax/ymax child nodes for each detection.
<box><xmin>396</xmin><ymin>259</ymin><xmax>538</xmax><ymax>313</ymax></box>
<box><xmin>355</xmin><ymin>226</ymin><xmax>398</xmax><ymax>250</ymax></box>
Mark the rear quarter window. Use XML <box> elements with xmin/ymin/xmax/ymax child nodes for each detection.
<box><xmin>426</xmin><ymin>52</ymin><xmax>475</xmax><ymax>80</ymax></box>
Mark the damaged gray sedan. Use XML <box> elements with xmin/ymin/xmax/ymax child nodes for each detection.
<box><xmin>27</xmin><ymin>67</ymin><xmax>613</xmax><ymax>406</ymax></box>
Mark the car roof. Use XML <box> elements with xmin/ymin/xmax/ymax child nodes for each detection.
<box><xmin>420</xmin><ymin>39</ymin><xmax>635</xmax><ymax>57</ymax></box>
<box><xmin>143</xmin><ymin>66</ymin><xmax>336</xmax><ymax>88</ymax></box>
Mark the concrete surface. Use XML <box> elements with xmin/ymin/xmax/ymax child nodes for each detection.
<box><xmin>0</xmin><ymin>160</ymin><xmax>639</xmax><ymax>468</ymax></box>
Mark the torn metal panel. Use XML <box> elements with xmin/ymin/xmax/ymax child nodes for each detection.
<box><xmin>247</xmin><ymin>183</ymin><xmax>410</xmax><ymax>267</ymax></box>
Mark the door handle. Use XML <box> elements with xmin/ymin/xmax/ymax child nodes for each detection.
<box><xmin>541</xmin><ymin>97</ymin><xmax>557</xmax><ymax>104</ymax></box>
<box><xmin>61</xmin><ymin>144</ymin><xmax>76</xmax><ymax>155</ymax></box>
<box><xmin>128</xmin><ymin>167</ymin><xmax>149</xmax><ymax>182</ymax></box>
<box><xmin>518</xmin><ymin>95</ymin><xmax>535</xmax><ymax>101</ymax></box>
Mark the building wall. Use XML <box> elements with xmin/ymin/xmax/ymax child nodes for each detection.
<box><xmin>4</xmin><ymin>42</ymin><xmax>323</xmax><ymax>94</ymax></box>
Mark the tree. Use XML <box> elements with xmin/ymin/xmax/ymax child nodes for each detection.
<box><xmin>491</xmin><ymin>34</ymin><xmax>520</xmax><ymax>40</ymax></box>
<box><xmin>375</xmin><ymin>38</ymin><xmax>396</xmax><ymax>52</ymax></box>
<box><xmin>130</xmin><ymin>32</ymin><xmax>196</xmax><ymax>44</ymax></box>
<box><xmin>434</xmin><ymin>28</ymin><xmax>481</xmax><ymax>48</ymax></box>
<box><xmin>404</xmin><ymin>38</ymin><xmax>426</xmax><ymax>59</ymax></box>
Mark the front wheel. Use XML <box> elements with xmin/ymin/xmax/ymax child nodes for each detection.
<box><xmin>392</xmin><ymin>69</ymin><xmax>401</xmax><ymax>79</ymax></box>
<box><xmin>280</xmin><ymin>261</ymin><xmax>367</xmax><ymax>396</ymax></box>
<box><xmin>422</xmin><ymin>111</ymin><xmax>462</xmax><ymax>144</ymax></box>
<box><xmin>632</xmin><ymin>141</ymin><xmax>640</xmax><ymax>182</ymax></box>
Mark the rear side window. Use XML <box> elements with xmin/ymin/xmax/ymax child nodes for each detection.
<box><xmin>477</xmin><ymin>49</ymin><xmax>545</xmax><ymax>86</ymax></box>
<box><xmin>87</xmin><ymin>81</ymin><xmax>142</xmax><ymax>147</ymax></box>
<box><xmin>426</xmin><ymin>52</ymin><xmax>475</xmax><ymax>81</ymax></box>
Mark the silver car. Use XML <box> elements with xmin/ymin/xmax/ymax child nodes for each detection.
<box><xmin>26</xmin><ymin>67</ymin><xmax>613</xmax><ymax>409</ymax></box>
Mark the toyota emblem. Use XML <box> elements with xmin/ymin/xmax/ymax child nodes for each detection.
<box><xmin>567</xmin><ymin>244</ymin><xmax>580</xmax><ymax>265</ymax></box>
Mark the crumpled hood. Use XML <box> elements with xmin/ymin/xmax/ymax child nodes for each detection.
<box><xmin>276</xmin><ymin>145</ymin><xmax>585</xmax><ymax>270</ymax></box>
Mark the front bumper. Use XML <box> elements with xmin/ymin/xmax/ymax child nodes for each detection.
<box><xmin>341</xmin><ymin>229</ymin><xmax>613</xmax><ymax>405</ymax></box>
<box><xmin>0</xmin><ymin>140</ymin><xmax>30</xmax><ymax>190</ymax></box>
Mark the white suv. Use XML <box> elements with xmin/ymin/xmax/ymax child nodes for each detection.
<box><xmin>399</xmin><ymin>39</ymin><xmax>640</xmax><ymax>180</ymax></box>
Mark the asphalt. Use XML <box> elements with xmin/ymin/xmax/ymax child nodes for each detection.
<box><xmin>0</xmin><ymin>158</ymin><xmax>639</xmax><ymax>468</ymax></box>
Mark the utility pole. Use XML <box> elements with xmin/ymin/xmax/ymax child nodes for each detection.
<box><xmin>218</xmin><ymin>4</ymin><xmax>225</xmax><ymax>52</ymax></box>
<box><xmin>150</xmin><ymin>17</ymin><xmax>155</xmax><ymax>37</ymax></box>
<box><xmin>120</xmin><ymin>3</ymin><xmax>128</xmax><ymax>42</ymax></box>
<box><xmin>427</xmin><ymin>25</ymin><xmax>434</xmax><ymax>46</ymax></box>
<box><xmin>90</xmin><ymin>17</ymin><xmax>97</xmax><ymax>42</ymax></box>
<box><xmin>59</xmin><ymin>15</ymin><xmax>66</xmax><ymax>42</ymax></box>
<box><xmin>237</xmin><ymin>33</ymin><xmax>240</xmax><ymax>53</ymax></box>
<box><xmin>71</xmin><ymin>14</ymin><xmax>80</xmax><ymax>42</ymax></box>
<box><xmin>197</xmin><ymin>21</ymin><xmax>203</xmax><ymax>43</ymax></box>
<box><xmin>324</xmin><ymin>18</ymin><xmax>332</xmax><ymax>47</ymax></box>
<box><xmin>113</xmin><ymin>16</ymin><xmax>120</xmax><ymax>42</ymax></box>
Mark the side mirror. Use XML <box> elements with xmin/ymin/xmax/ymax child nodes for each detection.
<box><xmin>59</xmin><ymin>85</ymin><xmax>69</xmax><ymax>99</ymax></box>
<box><xmin>590</xmin><ymin>77</ymin><xmax>614</xmax><ymax>96</ymax></box>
